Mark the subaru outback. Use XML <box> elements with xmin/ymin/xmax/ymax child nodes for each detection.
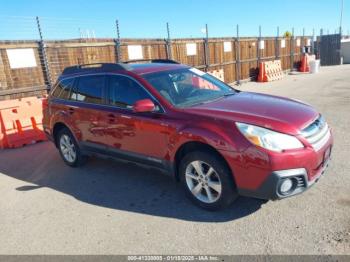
<box><xmin>43</xmin><ymin>60</ymin><xmax>333</xmax><ymax>210</ymax></box>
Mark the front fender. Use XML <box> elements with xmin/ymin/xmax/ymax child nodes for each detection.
<box><xmin>167</xmin><ymin>125</ymin><xmax>238</xmax><ymax>162</ymax></box>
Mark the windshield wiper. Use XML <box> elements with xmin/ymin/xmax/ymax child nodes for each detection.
<box><xmin>180</xmin><ymin>92</ymin><xmax>237</xmax><ymax>107</ymax></box>
<box><xmin>187</xmin><ymin>95</ymin><xmax>229</xmax><ymax>107</ymax></box>
<box><xmin>222</xmin><ymin>92</ymin><xmax>236</xmax><ymax>97</ymax></box>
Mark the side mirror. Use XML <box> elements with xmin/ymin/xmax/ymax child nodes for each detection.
<box><xmin>133</xmin><ymin>99</ymin><xmax>156</xmax><ymax>113</ymax></box>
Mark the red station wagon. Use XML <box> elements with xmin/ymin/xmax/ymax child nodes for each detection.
<box><xmin>43</xmin><ymin>60</ymin><xmax>333</xmax><ymax>210</ymax></box>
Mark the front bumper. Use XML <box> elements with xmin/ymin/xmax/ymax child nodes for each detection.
<box><xmin>220</xmin><ymin>129</ymin><xmax>333</xmax><ymax>200</ymax></box>
<box><xmin>237</xmin><ymin>156</ymin><xmax>331</xmax><ymax>200</ymax></box>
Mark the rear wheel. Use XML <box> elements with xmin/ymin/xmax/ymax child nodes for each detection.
<box><xmin>179</xmin><ymin>151</ymin><xmax>238</xmax><ymax>210</ymax></box>
<box><xmin>57</xmin><ymin>127</ymin><xmax>86</xmax><ymax>167</ymax></box>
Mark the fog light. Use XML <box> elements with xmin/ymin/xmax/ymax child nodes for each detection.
<box><xmin>280</xmin><ymin>178</ymin><xmax>293</xmax><ymax>194</ymax></box>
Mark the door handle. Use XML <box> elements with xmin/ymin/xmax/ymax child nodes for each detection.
<box><xmin>120</xmin><ymin>115</ymin><xmax>131</xmax><ymax>119</ymax></box>
<box><xmin>68</xmin><ymin>108</ymin><xmax>75</xmax><ymax>114</ymax></box>
<box><xmin>90</xmin><ymin>121</ymin><xmax>99</xmax><ymax>128</ymax></box>
<box><xmin>107</xmin><ymin>113</ymin><xmax>116</xmax><ymax>123</ymax></box>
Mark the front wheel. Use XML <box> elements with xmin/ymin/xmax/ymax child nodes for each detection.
<box><xmin>179</xmin><ymin>151</ymin><xmax>238</xmax><ymax>210</ymax></box>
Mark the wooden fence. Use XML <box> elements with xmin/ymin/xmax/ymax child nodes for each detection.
<box><xmin>0</xmin><ymin>36</ymin><xmax>311</xmax><ymax>100</ymax></box>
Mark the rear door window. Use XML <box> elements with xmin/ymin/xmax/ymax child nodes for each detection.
<box><xmin>73</xmin><ymin>75</ymin><xmax>106</xmax><ymax>104</ymax></box>
<box><xmin>51</xmin><ymin>78</ymin><xmax>75</xmax><ymax>100</ymax></box>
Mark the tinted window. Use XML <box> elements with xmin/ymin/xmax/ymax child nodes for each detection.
<box><xmin>73</xmin><ymin>75</ymin><xmax>105</xmax><ymax>104</ymax></box>
<box><xmin>108</xmin><ymin>75</ymin><xmax>151</xmax><ymax>109</ymax></box>
<box><xmin>51</xmin><ymin>78</ymin><xmax>75</xmax><ymax>99</ymax></box>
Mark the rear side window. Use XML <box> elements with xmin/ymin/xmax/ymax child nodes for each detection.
<box><xmin>73</xmin><ymin>75</ymin><xmax>105</xmax><ymax>104</ymax></box>
<box><xmin>51</xmin><ymin>78</ymin><xmax>75</xmax><ymax>99</ymax></box>
<box><xmin>108</xmin><ymin>75</ymin><xmax>151</xmax><ymax>109</ymax></box>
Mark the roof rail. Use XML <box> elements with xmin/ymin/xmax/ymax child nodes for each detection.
<box><xmin>62</xmin><ymin>63</ymin><xmax>129</xmax><ymax>75</ymax></box>
<box><xmin>122</xmin><ymin>59</ymin><xmax>180</xmax><ymax>64</ymax></box>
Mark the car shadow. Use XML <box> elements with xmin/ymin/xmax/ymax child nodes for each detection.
<box><xmin>0</xmin><ymin>142</ymin><xmax>267</xmax><ymax>222</ymax></box>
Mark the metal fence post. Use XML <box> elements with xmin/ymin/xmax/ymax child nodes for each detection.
<box><xmin>235</xmin><ymin>24</ymin><xmax>241</xmax><ymax>85</ymax></box>
<box><xmin>290</xmin><ymin>27</ymin><xmax>295</xmax><ymax>70</ymax></box>
<box><xmin>165</xmin><ymin>22</ymin><xmax>172</xmax><ymax>59</ymax></box>
<box><xmin>312</xmin><ymin>28</ymin><xmax>315</xmax><ymax>54</ymax></box>
<box><xmin>204</xmin><ymin>24</ymin><xmax>210</xmax><ymax>71</ymax></box>
<box><xmin>275</xmin><ymin>26</ymin><xmax>280</xmax><ymax>59</ymax></box>
<box><xmin>36</xmin><ymin>16</ymin><xmax>52</xmax><ymax>89</ymax></box>
<box><xmin>257</xmin><ymin>25</ymin><xmax>261</xmax><ymax>66</ymax></box>
<box><xmin>115</xmin><ymin>19</ymin><xmax>121</xmax><ymax>62</ymax></box>
<box><xmin>319</xmin><ymin>28</ymin><xmax>323</xmax><ymax>61</ymax></box>
<box><xmin>302</xmin><ymin>28</ymin><xmax>305</xmax><ymax>54</ymax></box>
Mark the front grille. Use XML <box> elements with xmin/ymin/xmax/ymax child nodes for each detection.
<box><xmin>301</xmin><ymin>115</ymin><xmax>330</xmax><ymax>151</ymax></box>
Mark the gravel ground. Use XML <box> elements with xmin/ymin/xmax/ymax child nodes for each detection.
<box><xmin>0</xmin><ymin>65</ymin><xmax>349</xmax><ymax>255</ymax></box>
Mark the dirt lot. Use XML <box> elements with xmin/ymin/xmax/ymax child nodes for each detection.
<box><xmin>0</xmin><ymin>65</ymin><xmax>349</xmax><ymax>255</ymax></box>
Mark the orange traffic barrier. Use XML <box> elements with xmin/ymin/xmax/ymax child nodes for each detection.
<box><xmin>192</xmin><ymin>76</ymin><xmax>219</xmax><ymax>90</ymax></box>
<box><xmin>299</xmin><ymin>54</ymin><xmax>310</xmax><ymax>72</ymax></box>
<box><xmin>258</xmin><ymin>60</ymin><xmax>284</xmax><ymax>82</ymax></box>
<box><xmin>0</xmin><ymin>97</ymin><xmax>47</xmax><ymax>149</ymax></box>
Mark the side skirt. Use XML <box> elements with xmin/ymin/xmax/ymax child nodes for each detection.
<box><xmin>80</xmin><ymin>141</ymin><xmax>175</xmax><ymax>177</ymax></box>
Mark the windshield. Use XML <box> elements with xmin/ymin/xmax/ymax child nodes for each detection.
<box><xmin>142</xmin><ymin>68</ymin><xmax>236</xmax><ymax>107</ymax></box>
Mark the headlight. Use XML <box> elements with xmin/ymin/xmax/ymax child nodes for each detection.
<box><xmin>236</xmin><ymin>122</ymin><xmax>304</xmax><ymax>152</ymax></box>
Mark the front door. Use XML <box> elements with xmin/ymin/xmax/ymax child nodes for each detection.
<box><xmin>102</xmin><ymin>74</ymin><xmax>170</xmax><ymax>164</ymax></box>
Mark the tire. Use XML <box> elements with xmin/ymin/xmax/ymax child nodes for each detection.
<box><xmin>56</xmin><ymin>127</ymin><xmax>86</xmax><ymax>167</ymax></box>
<box><xmin>179</xmin><ymin>151</ymin><xmax>238</xmax><ymax>210</ymax></box>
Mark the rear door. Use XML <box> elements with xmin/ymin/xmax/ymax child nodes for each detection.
<box><xmin>70</xmin><ymin>74</ymin><xmax>108</xmax><ymax>148</ymax></box>
<box><xmin>46</xmin><ymin>77</ymin><xmax>76</xmax><ymax>134</ymax></box>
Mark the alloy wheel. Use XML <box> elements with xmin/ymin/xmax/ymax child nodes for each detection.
<box><xmin>59</xmin><ymin>134</ymin><xmax>77</xmax><ymax>163</ymax></box>
<box><xmin>185</xmin><ymin>160</ymin><xmax>222</xmax><ymax>204</ymax></box>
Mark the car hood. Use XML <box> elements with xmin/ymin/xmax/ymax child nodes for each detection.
<box><xmin>184</xmin><ymin>92</ymin><xmax>319</xmax><ymax>134</ymax></box>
